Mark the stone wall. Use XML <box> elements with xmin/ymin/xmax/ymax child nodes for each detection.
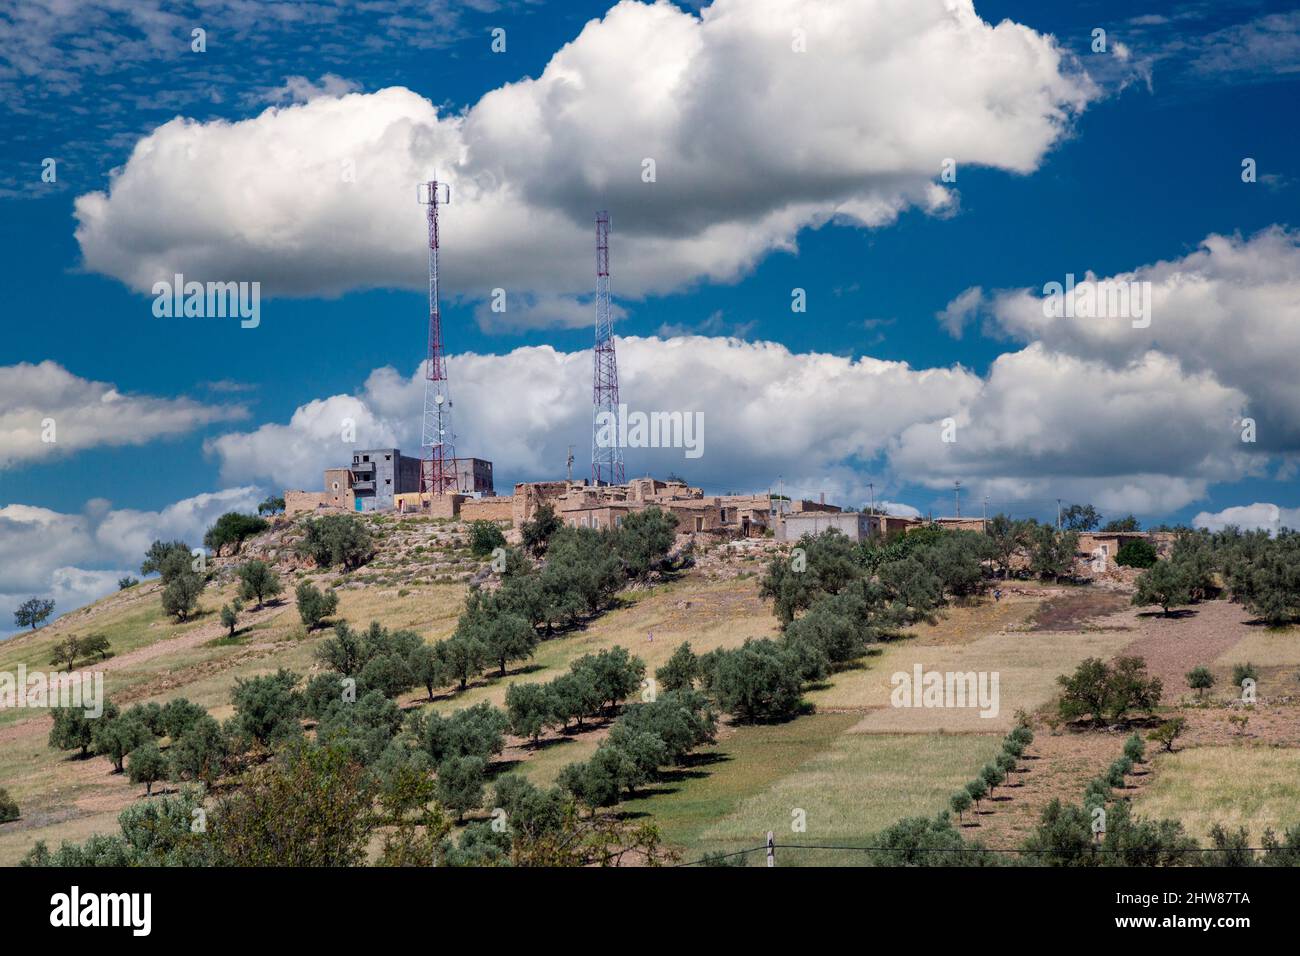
<box><xmin>285</xmin><ymin>490</ymin><xmax>332</xmax><ymax>516</ymax></box>
<box><xmin>512</xmin><ymin>481</ymin><xmax>573</xmax><ymax>526</ymax></box>
<box><xmin>427</xmin><ymin>494</ymin><xmax>465</xmax><ymax>519</ymax></box>
<box><xmin>324</xmin><ymin>468</ymin><xmax>354</xmax><ymax>509</ymax></box>
<box><xmin>393</xmin><ymin>492</ymin><xmax>466</xmax><ymax>518</ymax></box>
<box><xmin>461</xmin><ymin>496</ymin><xmax>514</xmax><ymax>523</ymax></box>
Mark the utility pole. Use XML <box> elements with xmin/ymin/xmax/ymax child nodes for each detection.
<box><xmin>1056</xmin><ymin>498</ymin><xmax>1063</xmax><ymax>530</ymax></box>
<box><xmin>868</xmin><ymin>482</ymin><xmax>875</xmax><ymax>515</ymax></box>
<box><xmin>982</xmin><ymin>495</ymin><xmax>988</xmax><ymax>533</ymax></box>
<box><xmin>954</xmin><ymin>480</ymin><xmax>962</xmax><ymax>519</ymax></box>
<box><xmin>566</xmin><ymin>445</ymin><xmax>574</xmax><ymax>482</ymax></box>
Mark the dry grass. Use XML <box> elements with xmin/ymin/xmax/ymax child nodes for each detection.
<box><xmin>813</xmin><ymin>629</ymin><xmax>1135</xmax><ymax>730</ymax></box>
<box><xmin>333</xmin><ymin>582</ymin><xmax>466</xmax><ymax>642</ymax></box>
<box><xmin>0</xmin><ymin>721</ymin><xmax>144</xmax><ymax>864</ymax></box>
<box><xmin>1213</xmin><ymin>627</ymin><xmax>1300</xmax><ymax>670</ymax></box>
<box><xmin>1130</xmin><ymin>745</ymin><xmax>1300</xmax><ymax>843</ymax></box>
<box><xmin>899</xmin><ymin>590</ymin><xmax>1042</xmax><ymax>645</ymax></box>
<box><xmin>0</xmin><ymin>568</ymin><xmax>470</xmax><ymax>862</ymax></box>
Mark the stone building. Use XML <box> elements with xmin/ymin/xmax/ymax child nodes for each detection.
<box><xmin>509</xmin><ymin>477</ymin><xmax>840</xmax><ymax>537</ymax></box>
<box><xmin>1077</xmin><ymin>530</ymin><xmax>1177</xmax><ymax>568</ymax></box>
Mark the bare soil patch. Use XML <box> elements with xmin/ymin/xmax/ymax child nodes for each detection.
<box><xmin>1175</xmin><ymin>700</ymin><xmax>1300</xmax><ymax>747</ymax></box>
<box><xmin>1112</xmin><ymin>600</ymin><xmax>1255</xmax><ymax>691</ymax></box>
<box><xmin>1027</xmin><ymin>588</ymin><xmax>1131</xmax><ymax>632</ymax></box>
<box><xmin>966</xmin><ymin>726</ymin><xmax>1154</xmax><ymax>848</ymax></box>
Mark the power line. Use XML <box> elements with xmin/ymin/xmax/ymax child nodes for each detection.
<box><xmin>676</xmin><ymin>842</ymin><xmax>1279</xmax><ymax>866</ymax></box>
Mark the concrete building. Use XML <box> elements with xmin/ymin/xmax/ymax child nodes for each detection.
<box><xmin>285</xmin><ymin>448</ymin><xmax>495</xmax><ymax>516</ymax></box>
<box><xmin>454</xmin><ymin>458</ymin><xmax>495</xmax><ymax>496</ymax></box>
<box><xmin>349</xmin><ymin>449</ymin><xmax>422</xmax><ymax>512</ymax></box>
<box><xmin>325</xmin><ymin>466</ymin><xmax>355</xmax><ymax>509</ymax></box>
<box><xmin>778</xmin><ymin>511</ymin><xmax>872</xmax><ymax>542</ymax></box>
<box><xmin>778</xmin><ymin>511</ymin><xmax>925</xmax><ymax>543</ymax></box>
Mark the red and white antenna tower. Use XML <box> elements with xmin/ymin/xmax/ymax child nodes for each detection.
<box><xmin>592</xmin><ymin>211</ymin><xmax>624</xmax><ymax>486</ymax></box>
<box><xmin>418</xmin><ymin>180</ymin><xmax>457</xmax><ymax>498</ymax></box>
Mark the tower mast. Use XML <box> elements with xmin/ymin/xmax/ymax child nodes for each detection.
<box><xmin>592</xmin><ymin>210</ymin><xmax>625</xmax><ymax>485</ymax></box>
<box><xmin>418</xmin><ymin>180</ymin><xmax>456</xmax><ymax>498</ymax></box>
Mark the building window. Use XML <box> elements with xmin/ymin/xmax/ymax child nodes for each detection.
<box><xmin>332</xmin><ymin>482</ymin><xmax>339</xmax><ymax>491</ymax></box>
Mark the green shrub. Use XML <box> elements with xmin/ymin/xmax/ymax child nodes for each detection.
<box><xmin>468</xmin><ymin>521</ymin><xmax>507</xmax><ymax>558</ymax></box>
<box><xmin>237</xmin><ymin>560</ymin><xmax>282</xmax><ymax>608</ymax></box>
<box><xmin>204</xmin><ymin>512</ymin><xmax>269</xmax><ymax>554</ymax></box>
<box><xmin>301</xmin><ymin>515</ymin><xmax>374</xmax><ymax>570</ymax></box>
<box><xmin>161</xmin><ymin>568</ymin><xmax>205</xmax><ymax>621</ymax></box>
<box><xmin>1231</xmin><ymin>662</ymin><xmax>1259</xmax><ymax>688</ymax></box>
<box><xmin>295</xmin><ymin>581</ymin><xmax>339</xmax><ymax>631</ymax></box>
<box><xmin>1133</xmin><ymin>559</ymin><xmax>1191</xmax><ymax>614</ymax></box>
<box><xmin>0</xmin><ymin>787</ymin><xmax>19</xmax><ymax>823</ymax></box>
<box><xmin>1123</xmin><ymin>731</ymin><xmax>1146</xmax><ymax>764</ymax></box>
<box><xmin>1185</xmin><ymin>665</ymin><xmax>1214</xmax><ymax>697</ymax></box>
<box><xmin>1116</xmin><ymin>539</ymin><xmax>1158</xmax><ymax>568</ymax></box>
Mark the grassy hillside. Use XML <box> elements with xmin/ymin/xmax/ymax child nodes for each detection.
<box><xmin>4</xmin><ymin>515</ymin><xmax>1298</xmax><ymax>866</ymax></box>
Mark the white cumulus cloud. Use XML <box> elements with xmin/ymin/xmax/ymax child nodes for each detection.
<box><xmin>1193</xmin><ymin>502</ymin><xmax>1300</xmax><ymax>535</ymax></box>
<box><xmin>206</xmin><ymin>334</ymin><xmax>983</xmax><ymax>501</ymax></box>
<box><xmin>73</xmin><ymin>0</ymin><xmax>1096</xmax><ymax>318</ymax></box>
<box><xmin>886</xmin><ymin>344</ymin><xmax>1258</xmax><ymax>514</ymax></box>
<box><xmin>0</xmin><ymin>361</ymin><xmax>247</xmax><ymax>469</ymax></box>
<box><xmin>977</xmin><ymin>227</ymin><xmax>1300</xmax><ymax>450</ymax></box>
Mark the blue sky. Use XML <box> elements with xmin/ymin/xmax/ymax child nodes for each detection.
<box><xmin>2</xmin><ymin>0</ymin><xmax>1299</xmax><ymax>625</ymax></box>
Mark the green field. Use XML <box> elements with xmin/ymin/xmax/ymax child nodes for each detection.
<box><xmin>621</xmin><ymin>714</ymin><xmax>1002</xmax><ymax>864</ymax></box>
